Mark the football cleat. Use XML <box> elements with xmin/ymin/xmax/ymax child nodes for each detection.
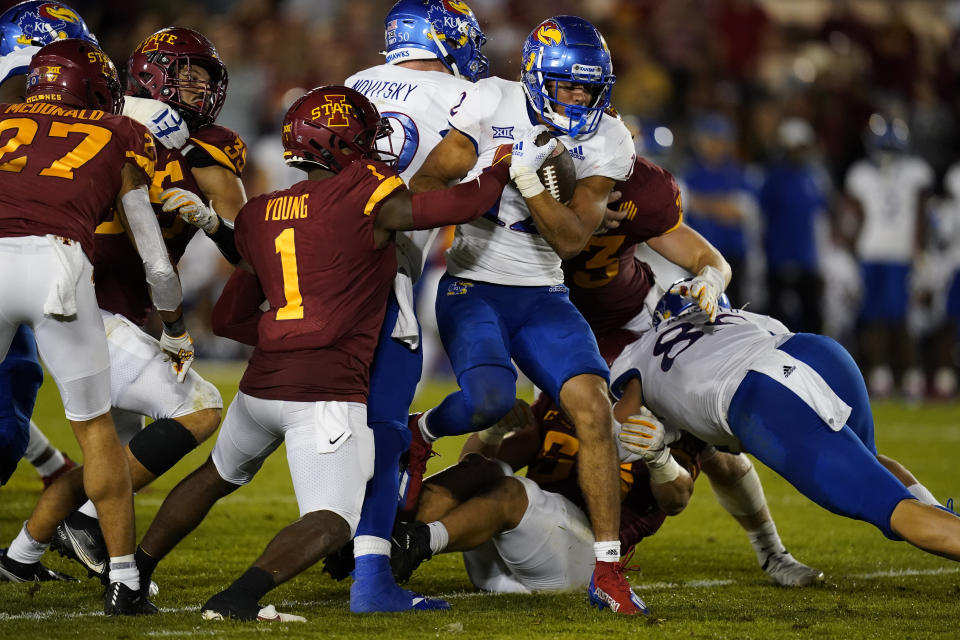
<box><xmin>104</xmin><ymin>581</ymin><xmax>158</xmax><ymax>616</ymax></box>
<box><xmin>0</xmin><ymin>550</ymin><xmax>76</xmax><ymax>582</ymax></box>
<box><xmin>50</xmin><ymin>511</ymin><xmax>107</xmax><ymax>578</ymax></box>
<box><xmin>41</xmin><ymin>453</ymin><xmax>77</xmax><ymax>489</ymax></box>
<box><xmin>351</xmin><ymin>554</ymin><xmax>450</xmax><ymax>613</ymax></box>
<box><xmin>588</xmin><ymin>561</ymin><xmax>649</xmax><ymax>615</ymax></box>
<box><xmin>390</xmin><ymin>521</ymin><xmax>433</xmax><ymax>584</ymax></box>
<box><xmin>761</xmin><ymin>550</ymin><xmax>825</xmax><ymax>587</ymax></box>
<box><xmin>398</xmin><ymin>413</ymin><xmax>437</xmax><ymax>518</ymax></box>
<box><xmin>255</xmin><ymin>605</ymin><xmax>306</xmax><ymax>622</ymax></box>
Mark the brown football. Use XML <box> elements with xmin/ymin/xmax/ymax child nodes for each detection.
<box><xmin>535</xmin><ymin>131</ymin><xmax>577</xmax><ymax>204</ymax></box>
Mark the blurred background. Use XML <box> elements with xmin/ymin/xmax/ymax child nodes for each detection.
<box><xmin>11</xmin><ymin>0</ymin><xmax>960</xmax><ymax>401</ymax></box>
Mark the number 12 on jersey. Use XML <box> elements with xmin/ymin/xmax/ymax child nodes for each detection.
<box><xmin>274</xmin><ymin>227</ymin><xmax>304</xmax><ymax>320</ymax></box>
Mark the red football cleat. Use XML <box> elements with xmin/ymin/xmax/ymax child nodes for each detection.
<box><xmin>42</xmin><ymin>453</ymin><xmax>77</xmax><ymax>489</ymax></box>
<box><xmin>588</xmin><ymin>560</ymin><xmax>650</xmax><ymax>615</ymax></box>
<box><xmin>398</xmin><ymin>413</ymin><xmax>437</xmax><ymax>518</ymax></box>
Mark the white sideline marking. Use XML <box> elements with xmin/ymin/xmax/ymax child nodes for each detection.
<box><xmin>2</xmin><ymin>567</ymin><xmax>957</xmax><ymax>621</ymax></box>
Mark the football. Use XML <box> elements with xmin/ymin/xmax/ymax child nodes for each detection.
<box><xmin>535</xmin><ymin>131</ymin><xmax>577</xmax><ymax>204</ymax></box>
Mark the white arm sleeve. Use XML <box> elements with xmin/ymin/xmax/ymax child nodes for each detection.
<box><xmin>120</xmin><ymin>185</ymin><xmax>182</xmax><ymax>312</ymax></box>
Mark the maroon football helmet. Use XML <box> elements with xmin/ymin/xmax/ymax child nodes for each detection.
<box><xmin>126</xmin><ymin>27</ymin><xmax>227</xmax><ymax>129</ymax></box>
<box><xmin>282</xmin><ymin>85</ymin><xmax>396</xmax><ymax>173</ymax></box>
<box><xmin>26</xmin><ymin>39</ymin><xmax>123</xmax><ymax>114</ymax></box>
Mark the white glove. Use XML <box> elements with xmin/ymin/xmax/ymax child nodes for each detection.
<box><xmin>122</xmin><ymin>96</ymin><xmax>189</xmax><ymax>150</ymax></box>
<box><xmin>159</xmin><ymin>324</ymin><xmax>195</xmax><ymax>383</ymax></box>
<box><xmin>161</xmin><ymin>188</ymin><xmax>218</xmax><ymax>234</ymax></box>
<box><xmin>509</xmin><ymin>125</ymin><xmax>558</xmax><ymax>199</ymax></box>
<box><xmin>670</xmin><ymin>265</ymin><xmax>726</xmax><ymax>321</ymax></box>
<box><xmin>618</xmin><ymin>408</ymin><xmax>671</xmax><ymax>468</ymax></box>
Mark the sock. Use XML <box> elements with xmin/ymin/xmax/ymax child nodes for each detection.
<box><xmin>7</xmin><ymin>523</ymin><xmax>48</xmax><ymax>564</ymax></box>
<box><xmin>109</xmin><ymin>554</ymin><xmax>140</xmax><ymax>591</ymax></box>
<box><xmin>24</xmin><ymin>422</ymin><xmax>51</xmax><ymax>463</ymax></box>
<box><xmin>906</xmin><ymin>483</ymin><xmax>941</xmax><ymax>507</ymax></box>
<box><xmin>78</xmin><ymin>501</ymin><xmax>99</xmax><ymax>520</ymax></box>
<box><xmin>746</xmin><ymin>520</ymin><xmax>786</xmax><ymax>565</ymax></box>
<box><xmin>427</xmin><ymin>521</ymin><xmax>449</xmax><ymax>555</ymax></box>
<box><xmin>353</xmin><ymin>535</ymin><xmax>390</xmax><ymax>558</ymax></box>
<box><xmin>593</xmin><ymin>540</ymin><xmax>620</xmax><ymax>563</ymax></box>
<box><xmin>34</xmin><ymin>449</ymin><xmax>66</xmax><ymax>477</ymax></box>
<box><xmin>224</xmin><ymin>566</ymin><xmax>274</xmax><ymax>603</ymax></box>
<box><xmin>418</xmin><ymin>409</ymin><xmax>438</xmax><ymax>444</ymax></box>
<box><xmin>135</xmin><ymin>546</ymin><xmax>159</xmax><ymax>586</ymax></box>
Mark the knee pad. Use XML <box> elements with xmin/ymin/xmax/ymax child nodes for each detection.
<box><xmin>128</xmin><ymin>418</ymin><xmax>199</xmax><ymax>477</ymax></box>
<box><xmin>461</xmin><ymin>366</ymin><xmax>516</xmax><ymax>430</ymax></box>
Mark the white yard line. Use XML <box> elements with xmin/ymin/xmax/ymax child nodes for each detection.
<box><xmin>2</xmin><ymin>566</ymin><xmax>957</xmax><ymax>622</ymax></box>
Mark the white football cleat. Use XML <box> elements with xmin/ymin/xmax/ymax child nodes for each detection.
<box><xmin>256</xmin><ymin>605</ymin><xmax>306</xmax><ymax>622</ymax></box>
<box><xmin>762</xmin><ymin>551</ymin><xmax>825</xmax><ymax>587</ymax></box>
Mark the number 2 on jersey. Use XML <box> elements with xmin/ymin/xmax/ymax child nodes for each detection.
<box><xmin>274</xmin><ymin>227</ymin><xmax>304</xmax><ymax>320</ymax></box>
<box><xmin>0</xmin><ymin>117</ymin><xmax>112</xmax><ymax>178</ymax></box>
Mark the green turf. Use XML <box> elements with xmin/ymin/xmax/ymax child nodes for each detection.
<box><xmin>1</xmin><ymin>363</ymin><xmax>958</xmax><ymax>638</ymax></box>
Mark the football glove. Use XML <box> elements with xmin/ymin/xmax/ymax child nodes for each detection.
<box><xmin>509</xmin><ymin>125</ymin><xmax>557</xmax><ymax>199</ymax></box>
<box><xmin>159</xmin><ymin>326</ymin><xmax>195</xmax><ymax>383</ymax></box>
<box><xmin>618</xmin><ymin>408</ymin><xmax>671</xmax><ymax>468</ymax></box>
<box><xmin>123</xmin><ymin>96</ymin><xmax>189</xmax><ymax>150</ymax></box>
<box><xmin>670</xmin><ymin>265</ymin><xmax>726</xmax><ymax>321</ymax></box>
<box><xmin>161</xmin><ymin>188</ymin><xmax>219</xmax><ymax>234</ymax></box>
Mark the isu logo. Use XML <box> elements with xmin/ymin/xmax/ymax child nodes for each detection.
<box><xmin>441</xmin><ymin>0</ymin><xmax>473</xmax><ymax>16</ymax></box>
<box><xmin>311</xmin><ymin>95</ymin><xmax>353</xmax><ymax>127</ymax></box>
<box><xmin>535</xmin><ymin>21</ymin><xmax>562</xmax><ymax>46</ymax></box>
<box><xmin>137</xmin><ymin>33</ymin><xmax>179</xmax><ymax>53</ymax></box>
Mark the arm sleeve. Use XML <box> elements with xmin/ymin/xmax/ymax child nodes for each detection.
<box><xmin>409</xmin><ymin>162</ymin><xmax>510</xmax><ymax>229</ymax></box>
<box><xmin>207</xmin><ymin>216</ymin><xmax>242</xmax><ymax>264</ymax></box>
<box><xmin>120</xmin><ymin>185</ymin><xmax>182</xmax><ymax>312</ymax></box>
<box><xmin>212</xmin><ymin>268</ymin><xmax>264</xmax><ymax>346</ymax></box>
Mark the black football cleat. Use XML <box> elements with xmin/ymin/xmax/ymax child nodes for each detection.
<box><xmin>390</xmin><ymin>520</ymin><xmax>433</xmax><ymax>584</ymax></box>
<box><xmin>104</xmin><ymin>581</ymin><xmax>158</xmax><ymax>616</ymax></box>
<box><xmin>50</xmin><ymin>512</ymin><xmax>108</xmax><ymax>579</ymax></box>
<box><xmin>0</xmin><ymin>549</ymin><xmax>77</xmax><ymax>582</ymax></box>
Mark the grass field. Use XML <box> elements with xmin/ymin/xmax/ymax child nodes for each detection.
<box><xmin>1</xmin><ymin>362</ymin><xmax>958</xmax><ymax>639</ymax></box>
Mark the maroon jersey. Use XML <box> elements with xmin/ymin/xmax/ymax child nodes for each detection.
<box><xmin>94</xmin><ymin>123</ymin><xmax>246</xmax><ymax>324</ymax></box>
<box><xmin>563</xmin><ymin>157</ymin><xmax>682</xmax><ymax>340</ymax></box>
<box><xmin>0</xmin><ymin>102</ymin><xmax>155</xmax><ymax>261</ymax></box>
<box><xmin>231</xmin><ymin>160</ymin><xmax>403</xmax><ymax>403</ymax></box>
<box><xmin>524</xmin><ymin>392</ymin><xmax>702</xmax><ymax>551</ymax></box>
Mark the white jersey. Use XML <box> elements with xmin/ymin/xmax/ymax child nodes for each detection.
<box><xmin>345</xmin><ymin>64</ymin><xmax>475</xmax><ymax>284</ymax></box>
<box><xmin>845</xmin><ymin>154</ymin><xmax>933</xmax><ymax>262</ymax></box>
<box><xmin>609</xmin><ymin>309</ymin><xmax>790</xmax><ymax>450</ymax></box>
<box><xmin>0</xmin><ymin>45</ymin><xmax>38</xmax><ymax>86</ymax></box>
<box><xmin>446</xmin><ymin>77</ymin><xmax>634</xmax><ymax>286</ymax></box>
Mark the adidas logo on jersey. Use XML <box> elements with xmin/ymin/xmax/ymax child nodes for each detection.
<box><xmin>492</xmin><ymin>126</ymin><xmax>514</xmax><ymax>140</ymax></box>
<box><xmin>568</xmin><ymin>145</ymin><xmax>584</xmax><ymax>160</ymax></box>
<box><xmin>783</xmin><ymin>365</ymin><xmax>796</xmax><ymax>378</ymax></box>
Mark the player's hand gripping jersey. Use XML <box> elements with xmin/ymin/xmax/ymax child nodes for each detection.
<box><xmin>94</xmin><ymin>123</ymin><xmax>245</xmax><ymax>324</ymax></box>
<box><xmin>444</xmin><ymin>77</ymin><xmax>634</xmax><ymax>286</ymax></box>
<box><xmin>0</xmin><ymin>102</ymin><xmax>155</xmax><ymax>259</ymax></box>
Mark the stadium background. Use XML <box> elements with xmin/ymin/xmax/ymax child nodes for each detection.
<box><xmin>7</xmin><ymin>0</ymin><xmax>960</xmax><ymax>395</ymax></box>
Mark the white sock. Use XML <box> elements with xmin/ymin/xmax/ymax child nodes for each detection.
<box><xmin>108</xmin><ymin>554</ymin><xmax>140</xmax><ymax>591</ymax></box>
<box><xmin>427</xmin><ymin>521</ymin><xmax>448</xmax><ymax>555</ymax></box>
<box><xmin>78</xmin><ymin>501</ymin><xmax>100</xmax><ymax>520</ymax></box>
<box><xmin>353</xmin><ymin>535</ymin><xmax>391</xmax><ymax>557</ymax></box>
<box><xmin>24</xmin><ymin>422</ymin><xmax>51</xmax><ymax>463</ymax></box>
<box><xmin>746</xmin><ymin>520</ymin><xmax>786</xmax><ymax>565</ymax></box>
<box><xmin>7</xmin><ymin>523</ymin><xmax>48</xmax><ymax>564</ymax></box>
<box><xmin>906</xmin><ymin>483</ymin><xmax>941</xmax><ymax>507</ymax></box>
<box><xmin>593</xmin><ymin>540</ymin><xmax>620</xmax><ymax>563</ymax></box>
<box><xmin>419</xmin><ymin>409</ymin><xmax>438</xmax><ymax>444</ymax></box>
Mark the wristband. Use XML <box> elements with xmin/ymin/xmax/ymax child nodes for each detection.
<box><xmin>647</xmin><ymin>453</ymin><xmax>683</xmax><ymax>484</ymax></box>
<box><xmin>512</xmin><ymin>172</ymin><xmax>545</xmax><ymax>199</ymax></box>
<box><xmin>163</xmin><ymin>315</ymin><xmax>187</xmax><ymax>337</ymax></box>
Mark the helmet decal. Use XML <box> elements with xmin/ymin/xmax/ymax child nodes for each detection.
<box><xmin>535</xmin><ymin>21</ymin><xmax>562</xmax><ymax>46</ymax></box>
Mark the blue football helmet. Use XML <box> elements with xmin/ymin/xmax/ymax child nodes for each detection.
<box><xmin>521</xmin><ymin>16</ymin><xmax>615</xmax><ymax>137</ymax></box>
<box><xmin>383</xmin><ymin>0</ymin><xmax>488</xmax><ymax>82</ymax></box>
<box><xmin>653</xmin><ymin>279</ymin><xmax>732</xmax><ymax>328</ymax></box>
<box><xmin>0</xmin><ymin>2</ymin><xmax>96</xmax><ymax>57</ymax></box>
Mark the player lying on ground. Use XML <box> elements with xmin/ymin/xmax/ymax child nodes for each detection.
<box><xmin>609</xmin><ymin>285</ymin><xmax>960</xmax><ymax>565</ymax></box>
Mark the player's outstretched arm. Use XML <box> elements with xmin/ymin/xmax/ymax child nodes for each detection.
<box><xmin>409</xmin><ymin>128</ymin><xmax>479</xmax><ymax>192</ymax></box>
<box><xmin>647</xmin><ymin>223</ymin><xmax>731</xmax><ymax>288</ymax></box>
<box><xmin>525</xmin><ymin>173</ymin><xmax>615</xmax><ymax>259</ymax></box>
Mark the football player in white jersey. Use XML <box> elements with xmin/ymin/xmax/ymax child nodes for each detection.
<box><xmin>334</xmin><ymin>0</ymin><xmax>488</xmax><ymax>613</ymax></box>
<box><xmin>409</xmin><ymin>15</ymin><xmax>646</xmax><ymax>614</ymax></box>
<box><xmin>608</xmin><ymin>285</ymin><xmax>960</xmax><ymax>567</ymax></box>
<box><xmin>845</xmin><ymin>114</ymin><xmax>933</xmax><ymax>399</ymax></box>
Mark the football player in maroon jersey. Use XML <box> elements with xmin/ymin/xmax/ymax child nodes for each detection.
<box><xmin>0</xmin><ymin>39</ymin><xmax>189</xmax><ymax>615</ymax></box>
<box><xmin>132</xmin><ymin>85</ymin><xmax>547</xmax><ymax>621</ymax></box>
<box><xmin>45</xmin><ymin>28</ymin><xmax>248</xmax><ymax>586</ymax></box>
